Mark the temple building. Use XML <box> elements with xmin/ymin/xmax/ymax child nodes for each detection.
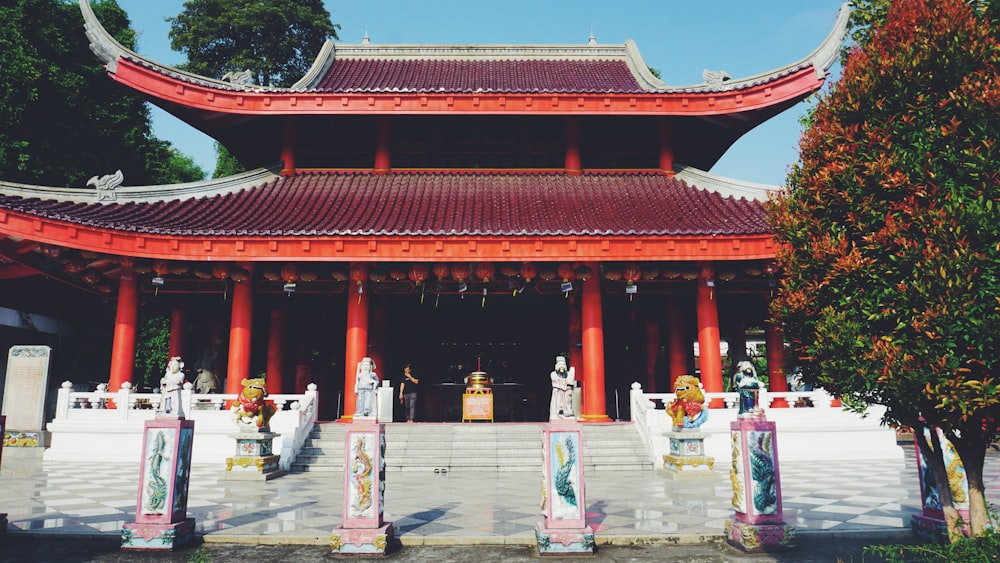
<box><xmin>0</xmin><ymin>1</ymin><xmax>848</xmax><ymax>422</ymax></box>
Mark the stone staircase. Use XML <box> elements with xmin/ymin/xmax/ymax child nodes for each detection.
<box><xmin>290</xmin><ymin>421</ymin><xmax>652</xmax><ymax>473</ymax></box>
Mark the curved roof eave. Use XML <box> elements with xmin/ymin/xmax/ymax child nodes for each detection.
<box><xmin>0</xmin><ymin>165</ymin><xmax>282</xmax><ymax>205</ymax></box>
<box><xmin>673</xmin><ymin>165</ymin><xmax>778</xmax><ymax>202</ymax></box>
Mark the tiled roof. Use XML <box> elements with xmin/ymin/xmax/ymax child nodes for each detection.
<box><xmin>0</xmin><ymin>172</ymin><xmax>768</xmax><ymax>238</ymax></box>
<box><xmin>315</xmin><ymin>58</ymin><xmax>643</xmax><ymax>94</ymax></box>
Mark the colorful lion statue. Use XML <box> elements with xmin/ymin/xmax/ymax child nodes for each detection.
<box><xmin>233</xmin><ymin>377</ymin><xmax>276</xmax><ymax>429</ymax></box>
<box><xmin>666</xmin><ymin>375</ymin><xmax>708</xmax><ymax>429</ymax></box>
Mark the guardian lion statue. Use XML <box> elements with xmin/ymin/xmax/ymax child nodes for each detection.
<box><xmin>232</xmin><ymin>377</ymin><xmax>276</xmax><ymax>429</ymax></box>
<box><xmin>666</xmin><ymin>375</ymin><xmax>708</xmax><ymax>430</ymax></box>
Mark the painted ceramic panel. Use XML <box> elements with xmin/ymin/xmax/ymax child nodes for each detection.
<box><xmin>548</xmin><ymin>431</ymin><xmax>583</xmax><ymax>521</ymax></box>
<box><xmin>348</xmin><ymin>433</ymin><xmax>376</xmax><ymax>519</ymax></box>
<box><xmin>140</xmin><ymin>428</ymin><xmax>176</xmax><ymax>516</ymax></box>
<box><xmin>748</xmin><ymin>430</ymin><xmax>777</xmax><ymax>515</ymax></box>
<box><xmin>171</xmin><ymin>426</ymin><xmax>193</xmax><ymax>521</ymax></box>
<box><xmin>730</xmin><ymin>431</ymin><xmax>746</xmax><ymax>512</ymax></box>
<box><xmin>917</xmin><ymin>429</ymin><xmax>970</xmax><ymax>512</ymax></box>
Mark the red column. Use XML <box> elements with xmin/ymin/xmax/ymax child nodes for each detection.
<box><xmin>580</xmin><ymin>262</ymin><xmax>611</xmax><ymax>422</ymax></box>
<box><xmin>225</xmin><ymin>263</ymin><xmax>255</xmax><ymax>395</ymax></box>
<box><xmin>368</xmin><ymin>297</ymin><xmax>386</xmax><ymax>391</ymax></box>
<box><xmin>374</xmin><ymin>117</ymin><xmax>391</xmax><ymax>173</ymax></box>
<box><xmin>765</xmin><ymin>311</ymin><xmax>789</xmax><ymax>408</ymax></box>
<box><xmin>280</xmin><ymin>118</ymin><xmax>296</xmax><ymax>174</ymax></box>
<box><xmin>644</xmin><ymin>314</ymin><xmax>660</xmax><ymax>392</ymax></box>
<box><xmin>342</xmin><ymin>264</ymin><xmax>369</xmax><ymax>422</ymax></box>
<box><xmin>565</xmin><ymin>117</ymin><xmax>581</xmax><ymax>175</ymax></box>
<box><xmin>168</xmin><ymin>306</ymin><xmax>186</xmax><ymax>359</ymax></box>
<box><xmin>266</xmin><ymin>301</ymin><xmax>287</xmax><ymax>394</ymax></box>
<box><xmin>696</xmin><ymin>263</ymin><xmax>724</xmax><ymax>407</ymax></box>
<box><xmin>109</xmin><ymin>262</ymin><xmax>138</xmax><ymax>392</ymax></box>
<box><xmin>666</xmin><ymin>295</ymin><xmax>687</xmax><ymax>389</ymax></box>
<box><xmin>659</xmin><ymin>118</ymin><xmax>675</xmax><ymax>177</ymax></box>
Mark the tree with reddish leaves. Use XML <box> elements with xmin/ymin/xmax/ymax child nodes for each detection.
<box><xmin>768</xmin><ymin>0</ymin><xmax>1000</xmax><ymax>541</ymax></box>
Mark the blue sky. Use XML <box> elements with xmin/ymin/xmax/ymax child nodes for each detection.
<box><xmin>114</xmin><ymin>0</ymin><xmax>847</xmax><ymax>185</ymax></box>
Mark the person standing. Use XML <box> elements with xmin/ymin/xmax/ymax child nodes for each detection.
<box><xmin>399</xmin><ymin>363</ymin><xmax>420</xmax><ymax>423</ymax></box>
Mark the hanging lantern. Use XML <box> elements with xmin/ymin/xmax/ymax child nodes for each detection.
<box><xmin>500</xmin><ymin>263</ymin><xmax>520</xmax><ymax>278</ymax></box>
<box><xmin>330</xmin><ymin>267</ymin><xmax>348</xmax><ymax>282</ymax></box>
<box><xmin>764</xmin><ymin>261</ymin><xmax>777</xmax><ymax>276</ymax></box>
<box><xmin>474</xmin><ymin>262</ymin><xmax>495</xmax><ymax>282</ymax></box>
<box><xmin>661</xmin><ymin>267</ymin><xmax>680</xmax><ymax>279</ymax></box>
<box><xmin>519</xmin><ymin>262</ymin><xmax>537</xmax><ymax>283</ymax></box>
<box><xmin>680</xmin><ymin>268</ymin><xmax>699</xmax><ymax>280</ymax></box>
<box><xmin>369</xmin><ymin>267</ymin><xmax>387</xmax><ymax>282</ymax></box>
<box><xmin>231</xmin><ymin>267</ymin><xmax>250</xmax><ymax>283</ymax></box>
<box><xmin>573</xmin><ymin>265</ymin><xmax>593</xmax><ymax>281</ymax></box>
<box><xmin>262</xmin><ymin>268</ymin><xmax>282</xmax><ymax>281</ymax></box>
<box><xmin>744</xmin><ymin>265</ymin><xmax>763</xmax><ymax>277</ymax></box>
<box><xmin>280</xmin><ymin>264</ymin><xmax>299</xmax><ymax>282</ymax></box>
<box><xmin>408</xmin><ymin>264</ymin><xmax>429</xmax><ymax>285</ymax></box>
<box><xmin>433</xmin><ymin>263</ymin><xmax>450</xmax><ymax>280</ymax></box>
<box><xmin>538</xmin><ymin>265</ymin><xmax>557</xmax><ymax>281</ymax></box>
<box><xmin>451</xmin><ymin>263</ymin><xmax>471</xmax><ymax>282</ymax></box>
<box><xmin>213</xmin><ymin>263</ymin><xmax>231</xmax><ymax>280</ymax></box>
<box><xmin>81</xmin><ymin>268</ymin><xmax>102</xmax><ymax>285</ymax></box>
<box><xmin>349</xmin><ymin>263</ymin><xmax>367</xmax><ymax>301</ymax></box>
<box><xmin>623</xmin><ymin>263</ymin><xmax>641</xmax><ymax>285</ymax></box>
<box><xmin>169</xmin><ymin>262</ymin><xmax>190</xmax><ymax>275</ymax></box>
<box><xmin>719</xmin><ymin>270</ymin><xmax>737</xmax><ymax>282</ymax></box>
<box><xmin>388</xmin><ymin>265</ymin><xmax>408</xmax><ymax>281</ymax></box>
<box><xmin>65</xmin><ymin>257</ymin><xmax>88</xmax><ymax>274</ymax></box>
<box><xmin>194</xmin><ymin>265</ymin><xmax>214</xmax><ymax>279</ymax></box>
<box><xmin>642</xmin><ymin>265</ymin><xmax>660</xmax><ymax>280</ymax></box>
<box><xmin>603</xmin><ymin>266</ymin><xmax>622</xmax><ymax>281</ymax></box>
<box><xmin>557</xmin><ymin>263</ymin><xmax>575</xmax><ymax>282</ymax></box>
<box><xmin>133</xmin><ymin>259</ymin><xmax>154</xmax><ymax>275</ymax></box>
<box><xmin>300</xmin><ymin>268</ymin><xmax>318</xmax><ymax>282</ymax></box>
<box><xmin>153</xmin><ymin>260</ymin><xmax>170</xmax><ymax>277</ymax></box>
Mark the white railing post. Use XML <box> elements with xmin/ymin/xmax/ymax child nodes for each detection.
<box><xmin>629</xmin><ymin>382</ymin><xmax>657</xmax><ymax>462</ymax></box>
<box><xmin>181</xmin><ymin>382</ymin><xmax>194</xmax><ymax>416</ymax></box>
<box><xmin>117</xmin><ymin>382</ymin><xmax>133</xmax><ymax>419</ymax></box>
<box><xmin>55</xmin><ymin>381</ymin><xmax>73</xmax><ymax>420</ymax></box>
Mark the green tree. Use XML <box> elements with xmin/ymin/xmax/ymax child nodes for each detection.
<box><xmin>768</xmin><ymin>0</ymin><xmax>1000</xmax><ymax>541</ymax></box>
<box><xmin>211</xmin><ymin>142</ymin><xmax>245</xmax><ymax>178</ymax></box>
<box><xmin>167</xmin><ymin>0</ymin><xmax>340</xmax><ymax>88</ymax></box>
<box><xmin>0</xmin><ymin>0</ymin><xmax>203</xmax><ymax>187</ymax></box>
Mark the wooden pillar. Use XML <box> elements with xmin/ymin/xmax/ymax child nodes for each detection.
<box><xmin>765</xmin><ymin>306</ymin><xmax>789</xmax><ymax>408</ymax></box>
<box><xmin>280</xmin><ymin>118</ymin><xmax>296</xmax><ymax>174</ymax></box>
<box><xmin>225</xmin><ymin>263</ymin><xmax>255</xmax><ymax>395</ymax></box>
<box><xmin>644</xmin><ymin>313</ymin><xmax>660</xmax><ymax>393</ymax></box>
<box><xmin>696</xmin><ymin>263</ymin><xmax>724</xmax><ymax>407</ymax></box>
<box><xmin>565</xmin><ymin>117</ymin><xmax>581</xmax><ymax>175</ymax></box>
<box><xmin>666</xmin><ymin>295</ymin><xmax>687</xmax><ymax>390</ymax></box>
<box><xmin>168</xmin><ymin>307</ymin><xmax>187</xmax><ymax>359</ymax></box>
<box><xmin>266</xmin><ymin>300</ymin><xmax>288</xmax><ymax>394</ymax></box>
<box><xmin>109</xmin><ymin>262</ymin><xmax>138</xmax><ymax>392</ymax></box>
<box><xmin>368</xmin><ymin>296</ymin><xmax>386</xmax><ymax>391</ymax></box>
<box><xmin>342</xmin><ymin>263</ymin><xmax>369</xmax><ymax>422</ymax></box>
<box><xmin>659</xmin><ymin>118</ymin><xmax>675</xmax><ymax>177</ymax></box>
<box><xmin>580</xmin><ymin>262</ymin><xmax>611</xmax><ymax>422</ymax></box>
<box><xmin>374</xmin><ymin>117</ymin><xmax>391</xmax><ymax>173</ymax></box>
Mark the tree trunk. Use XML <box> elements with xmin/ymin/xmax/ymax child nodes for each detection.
<box><xmin>950</xmin><ymin>431</ymin><xmax>988</xmax><ymax>537</ymax></box>
<box><xmin>917</xmin><ymin>428</ymin><xmax>962</xmax><ymax>543</ymax></box>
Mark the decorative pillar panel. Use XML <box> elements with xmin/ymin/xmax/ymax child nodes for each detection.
<box><xmin>726</xmin><ymin>415</ymin><xmax>793</xmax><ymax>552</ymax></box>
<box><xmin>374</xmin><ymin>116</ymin><xmax>391</xmax><ymax>172</ymax></box>
<box><xmin>696</xmin><ymin>264</ymin><xmax>724</xmax><ymax>405</ymax></box>
<box><xmin>535</xmin><ymin>421</ymin><xmax>595</xmax><ymax>555</ymax></box>
<box><xmin>912</xmin><ymin>429</ymin><xmax>970</xmax><ymax>540</ymax></box>
<box><xmin>666</xmin><ymin>296</ymin><xmax>687</xmax><ymax>390</ymax></box>
<box><xmin>266</xmin><ymin>302</ymin><xmax>288</xmax><ymax>394</ymax></box>
<box><xmin>580</xmin><ymin>263</ymin><xmax>611</xmax><ymax>422</ymax></box>
<box><xmin>225</xmin><ymin>263</ymin><xmax>255</xmax><ymax>396</ymax></box>
<box><xmin>168</xmin><ymin>307</ymin><xmax>186</xmax><ymax>359</ymax></box>
<box><xmin>564</xmin><ymin>117</ymin><xmax>581</xmax><ymax>174</ymax></box>
<box><xmin>343</xmin><ymin>263</ymin><xmax>369</xmax><ymax>421</ymax></box>
<box><xmin>110</xmin><ymin>263</ymin><xmax>139</xmax><ymax>392</ymax></box>
<box><xmin>331</xmin><ymin>421</ymin><xmax>393</xmax><ymax>555</ymax></box>
<box><xmin>280</xmin><ymin>118</ymin><xmax>296</xmax><ymax>174</ymax></box>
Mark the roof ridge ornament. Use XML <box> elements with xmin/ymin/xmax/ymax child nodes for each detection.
<box><xmin>87</xmin><ymin>169</ymin><xmax>124</xmax><ymax>201</ymax></box>
<box><xmin>702</xmin><ymin>69</ymin><xmax>731</xmax><ymax>85</ymax></box>
<box><xmin>221</xmin><ymin>69</ymin><xmax>253</xmax><ymax>85</ymax></box>
<box><xmin>362</xmin><ymin>26</ymin><xmax>371</xmax><ymax>44</ymax></box>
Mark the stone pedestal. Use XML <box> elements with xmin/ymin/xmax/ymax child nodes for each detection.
<box><xmin>661</xmin><ymin>429</ymin><xmax>715</xmax><ymax>479</ymax></box>
<box><xmin>535</xmin><ymin>421</ymin><xmax>595</xmax><ymax>555</ymax></box>
<box><xmin>331</xmin><ymin>421</ymin><xmax>393</xmax><ymax>556</ymax></box>
<box><xmin>220</xmin><ymin>428</ymin><xmax>286</xmax><ymax>481</ymax></box>
<box><xmin>725</xmin><ymin>415</ymin><xmax>794</xmax><ymax>552</ymax></box>
<box><xmin>912</xmin><ymin>429</ymin><xmax>970</xmax><ymax>541</ymax></box>
<box><xmin>122</xmin><ymin>417</ymin><xmax>195</xmax><ymax>551</ymax></box>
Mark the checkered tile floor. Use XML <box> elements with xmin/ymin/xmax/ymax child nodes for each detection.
<box><xmin>1</xmin><ymin>439</ymin><xmax>997</xmax><ymax>544</ymax></box>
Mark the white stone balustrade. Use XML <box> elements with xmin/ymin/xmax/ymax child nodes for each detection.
<box><xmin>46</xmin><ymin>381</ymin><xmax>319</xmax><ymax>470</ymax></box>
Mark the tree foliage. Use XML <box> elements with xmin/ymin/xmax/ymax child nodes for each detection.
<box><xmin>0</xmin><ymin>0</ymin><xmax>204</xmax><ymax>187</ymax></box>
<box><xmin>167</xmin><ymin>0</ymin><xmax>340</xmax><ymax>88</ymax></box>
<box><xmin>768</xmin><ymin>0</ymin><xmax>1000</xmax><ymax>540</ymax></box>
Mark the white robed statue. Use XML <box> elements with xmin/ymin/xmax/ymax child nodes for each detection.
<box><xmin>354</xmin><ymin>357</ymin><xmax>379</xmax><ymax>418</ymax></box>
<box><xmin>549</xmin><ymin>355</ymin><xmax>576</xmax><ymax>420</ymax></box>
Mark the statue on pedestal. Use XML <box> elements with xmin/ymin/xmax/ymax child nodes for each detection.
<box><xmin>732</xmin><ymin>360</ymin><xmax>763</xmax><ymax>416</ymax></box>
<box><xmin>160</xmin><ymin>356</ymin><xmax>186</xmax><ymax>417</ymax></box>
<box><xmin>666</xmin><ymin>375</ymin><xmax>708</xmax><ymax>430</ymax></box>
<box><xmin>354</xmin><ymin>357</ymin><xmax>379</xmax><ymax>419</ymax></box>
<box><xmin>233</xmin><ymin>377</ymin><xmax>276</xmax><ymax>429</ymax></box>
<box><xmin>549</xmin><ymin>356</ymin><xmax>576</xmax><ymax>420</ymax></box>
